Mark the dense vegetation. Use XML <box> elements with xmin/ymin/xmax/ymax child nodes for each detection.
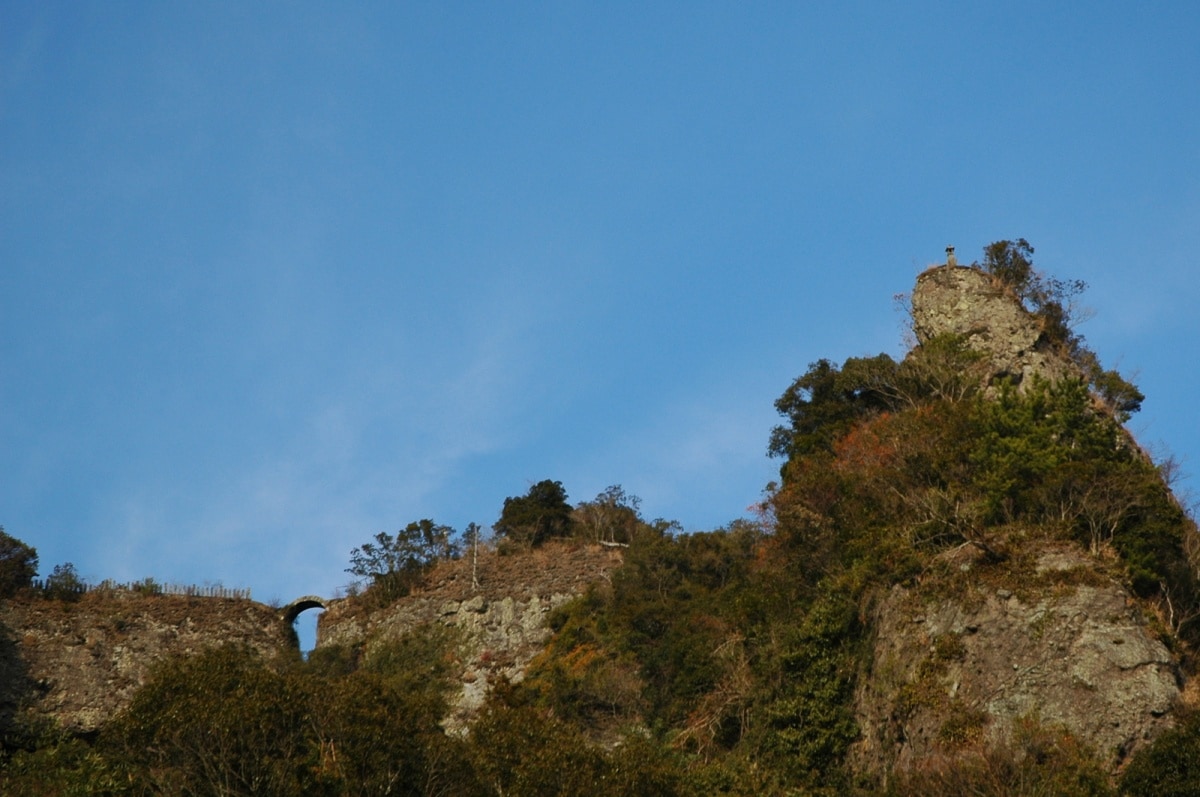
<box><xmin>0</xmin><ymin>528</ymin><xmax>37</xmax><ymax>600</ymax></box>
<box><xmin>2</xmin><ymin>242</ymin><xmax>1197</xmax><ymax>795</ymax></box>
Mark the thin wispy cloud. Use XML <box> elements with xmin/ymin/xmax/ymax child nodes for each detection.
<box><xmin>4</xmin><ymin>4</ymin><xmax>1198</xmax><ymax>602</ymax></box>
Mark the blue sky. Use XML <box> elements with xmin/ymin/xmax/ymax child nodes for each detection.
<box><xmin>3</xmin><ymin>2</ymin><xmax>1199</xmax><ymax>629</ymax></box>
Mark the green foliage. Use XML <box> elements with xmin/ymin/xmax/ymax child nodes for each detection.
<box><xmin>468</xmin><ymin>687</ymin><xmax>609</xmax><ymax>797</ymax></box>
<box><xmin>106</xmin><ymin>645</ymin><xmax>317</xmax><ymax>796</ymax></box>
<box><xmin>889</xmin><ymin>717</ymin><xmax>1114</xmax><ymax>797</ymax></box>
<box><xmin>760</xmin><ymin>323</ymin><xmax>1193</xmax><ymax>786</ymax></box>
<box><xmin>895</xmin><ymin>332</ymin><xmax>987</xmax><ymax>404</ymax></box>
<box><xmin>467</xmin><ymin>683</ymin><xmax>688</xmax><ymax>797</ymax></box>
<box><xmin>47</xmin><ymin>628</ymin><xmax>474</xmax><ymax>796</ymax></box>
<box><xmin>1075</xmin><ymin>348</ymin><xmax>1145</xmax><ymax>422</ymax></box>
<box><xmin>0</xmin><ymin>527</ymin><xmax>37</xmax><ymax>599</ymax></box>
<box><xmin>769</xmin><ymin>338</ymin><xmax>989</xmax><ymax>467</ymax></box>
<box><xmin>522</xmin><ymin>597</ymin><xmax>645</xmax><ymax>728</ymax></box>
<box><xmin>750</xmin><ymin>591</ymin><xmax>861</xmax><ymax>791</ymax></box>
<box><xmin>981</xmin><ymin>238</ymin><xmax>1036</xmax><ymax>293</ymax></box>
<box><xmin>768</xmin><ymin>355</ymin><xmax>900</xmax><ymax>461</ymax></box>
<box><xmin>982</xmin><ymin>238</ymin><xmax>1143</xmax><ymax>422</ymax></box>
<box><xmin>307</xmin><ymin>627</ymin><xmax>473</xmax><ymax>796</ymax></box>
<box><xmin>347</xmin><ymin>519</ymin><xmax>458</xmax><ymax>603</ymax></box>
<box><xmin>512</xmin><ymin>515</ymin><xmax>866</xmax><ymax>793</ymax></box>
<box><xmin>962</xmin><ymin>377</ymin><xmax>1196</xmax><ymax>617</ymax></box>
<box><xmin>0</xmin><ymin>733</ymin><xmax>131</xmax><ymax>797</ymax></box>
<box><xmin>42</xmin><ymin>563</ymin><xmax>85</xmax><ymax>602</ymax></box>
<box><xmin>1121</xmin><ymin>710</ymin><xmax>1200</xmax><ymax>796</ymax></box>
<box><xmin>573</xmin><ymin>484</ymin><xmax>647</xmax><ymax>545</ymax></box>
<box><xmin>129</xmin><ymin>576</ymin><xmax>162</xmax><ymax>596</ymax></box>
<box><xmin>307</xmin><ymin>665</ymin><xmax>473</xmax><ymax>796</ymax></box>
<box><xmin>969</xmin><ymin>377</ymin><xmax>1120</xmax><ymax>523</ymax></box>
<box><xmin>495</xmin><ymin>479</ymin><xmax>574</xmax><ymax>547</ymax></box>
<box><xmin>304</xmin><ymin>642</ymin><xmax>362</xmax><ymax>678</ymax></box>
<box><xmin>981</xmin><ymin>238</ymin><xmax>1086</xmax><ymax>348</ymax></box>
<box><xmin>598</xmin><ymin>732</ymin><xmax>688</xmax><ymax>796</ymax></box>
<box><xmin>770</xmin><ymin>353</ymin><xmax>1189</xmax><ymax>618</ymax></box>
<box><xmin>359</xmin><ymin>623</ymin><xmax>462</xmax><ymax>705</ymax></box>
<box><xmin>603</xmin><ymin>525</ymin><xmax>759</xmax><ymax>729</ymax></box>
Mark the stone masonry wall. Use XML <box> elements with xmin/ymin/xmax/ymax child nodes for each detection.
<box><xmin>318</xmin><ymin>542</ymin><xmax>622</xmax><ymax>731</ymax></box>
<box><xmin>0</xmin><ymin>590</ymin><xmax>294</xmax><ymax>735</ymax></box>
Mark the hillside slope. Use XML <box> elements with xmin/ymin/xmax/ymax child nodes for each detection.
<box><xmin>4</xmin><ymin>246</ymin><xmax>1197</xmax><ymax>795</ymax></box>
<box><xmin>317</xmin><ymin>541</ymin><xmax>623</xmax><ymax>731</ymax></box>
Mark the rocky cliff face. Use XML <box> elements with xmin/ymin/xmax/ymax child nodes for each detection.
<box><xmin>0</xmin><ymin>543</ymin><xmax>619</xmax><ymax>739</ymax></box>
<box><xmin>0</xmin><ymin>591</ymin><xmax>293</xmax><ymax>735</ymax></box>
<box><xmin>911</xmin><ymin>265</ymin><xmax>1079</xmax><ymax>390</ymax></box>
<box><xmin>318</xmin><ymin>542</ymin><xmax>622</xmax><ymax>731</ymax></box>
<box><xmin>849</xmin><ymin>265</ymin><xmax>1186</xmax><ymax>779</ymax></box>
<box><xmin>853</xmin><ymin>543</ymin><xmax>1180</xmax><ymax>778</ymax></box>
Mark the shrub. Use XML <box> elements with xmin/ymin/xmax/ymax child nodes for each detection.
<box><xmin>494</xmin><ymin>480</ymin><xmax>574</xmax><ymax>547</ymax></box>
<box><xmin>890</xmin><ymin>717</ymin><xmax>1113</xmax><ymax>797</ymax></box>
<box><xmin>42</xmin><ymin>563</ymin><xmax>85</xmax><ymax>602</ymax></box>
<box><xmin>0</xmin><ymin>528</ymin><xmax>37</xmax><ymax>599</ymax></box>
<box><xmin>1120</xmin><ymin>710</ymin><xmax>1200</xmax><ymax>796</ymax></box>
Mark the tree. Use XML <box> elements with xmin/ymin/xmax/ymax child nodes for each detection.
<box><xmin>896</xmin><ymin>333</ymin><xmax>987</xmax><ymax>404</ymax></box>
<box><xmin>1074</xmin><ymin>348</ymin><xmax>1144</xmax><ymax>422</ymax></box>
<box><xmin>43</xmin><ymin>562</ymin><xmax>85</xmax><ymax>602</ymax></box>
<box><xmin>981</xmin><ymin>238</ymin><xmax>1087</xmax><ymax>349</ymax></box>
<box><xmin>768</xmin><ymin>355</ymin><xmax>899</xmax><ymax>462</ymax></box>
<box><xmin>107</xmin><ymin>646</ymin><xmax>316</xmax><ymax>796</ymax></box>
<box><xmin>467</xmin><ymin>689</ymin><xmax>608</xmax><ymax>797</ymax></box>
<box><xmin>307</xmin><ymin>629</ymin><xmax>475</xmax><ymax>796</ymax></box>
<box><xmin>982</xmin><ymin>239</ymin><xmax>1142</xmax><ymax>422</ymax></box>
<box><xmin>346</xmin><ymin>519</ymin><xmax>458</xmax><ymax>601</ymax></box>
<box><xmin>573</xmin><ymin>485</ymin><xmax>643</xmax><ymax>546</ymax></box>
<box><xmin>982</xmin><ymin>238</ymin><xmax>1037</xmax><ymax>297</ymax></box>
<box><xmin>494</xmin><ymin>480</ymin><xmax>573</xmax><ymax>546</ymax></box>
<box><xmin>0</xmin><ymin>527</ymin><xmax>37</xmax><ymax>598</ymax></box>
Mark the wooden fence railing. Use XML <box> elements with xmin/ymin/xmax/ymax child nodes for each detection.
<box><xmin>29</xmin><ymin>578</ymin><xmax>251</xmax><ymax>600</ymax></box>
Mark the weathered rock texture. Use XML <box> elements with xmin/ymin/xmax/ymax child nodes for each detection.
<box><xmin>911</xmin><ymin>266</ymin><xmax>1079</xmax><ymax>389</ymax></box>
<box><xmin>318</xmin><ymin>542</ymin><xmax>622</xmax><ymax>730</ymax></box>
<box><xmin>853</xmin><ymin>543</ymin><xmax>1180</xmax><ymax>778</ymax></box>
<box><xmin>0</xmin><ymin>544</ymin><xmax>619</xmax><ymax>738</ymax></box>
<box><xmin>0</xmin><ymin>591</ymin><xmax>293</xmax><ymax>734</ymax></box>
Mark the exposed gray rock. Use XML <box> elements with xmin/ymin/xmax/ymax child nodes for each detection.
<box><xmin>0</xmin><ymin>592</ymin><xmax>292</xmax><ymax>734</ymax></box>
<box><xmin>317</xmin><ymin>542</ymin><xmax>622</xmax><ymax>732</ymax></box>
<box><xmin>911</xmin><ymin>266</ymin><xmax>1079</xmax><ymax>390</ymax></box>
<box><xmin>853</xmin><ymin>544</ymin><xmax>1179</xmax><ymax>778</ymax></box>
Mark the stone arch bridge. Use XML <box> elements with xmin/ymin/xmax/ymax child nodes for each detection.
<box><xmin>282</xmin><ymin>595</ymin><xmax>329</xmax><ymax>626</ymax></box>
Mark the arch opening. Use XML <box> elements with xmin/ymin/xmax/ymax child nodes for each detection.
<box><xmin>283</xmin><ymin>596</ymin><xmax>327</xmax><ymax>657</ymax></box>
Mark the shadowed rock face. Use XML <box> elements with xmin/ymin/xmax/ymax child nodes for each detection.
<box><xmin>853</xmin><ymin>543</ymin><xmax>1180</xmax><ymax>779</ymax></box>
<box><xmin>0</xmin><ymin>618</ymin><xmax>30</xmax><ymax>736</ymax></box>
<box><xmin>911</xmin><ymin>266</ymin><xmax>1078</xmax><ymax>390</ymax></box>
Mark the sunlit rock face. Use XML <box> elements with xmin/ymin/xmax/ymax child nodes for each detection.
<box><xmin>911</xmin><ymin>266</ymin><xmax>1078</xmax><ymax>391</ymax></box>
<box><xmin>848</xmin><ymin>268</ymin><xmax>1183</xmax><ymax>782</ymax></box>
<box><xmin>0</xmin><ymin>592</ymin><xmax>292</xmax><ymax>734</ymax></box>
<box><xmin>317</xmin><ymin>542</ymin><xmax>623</xmax><ymax>732</ymax></box>
<box><xmin>852</xmin><ymin>541</ymin><xmax>1180</xmax><ymax>780</ymax></box>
